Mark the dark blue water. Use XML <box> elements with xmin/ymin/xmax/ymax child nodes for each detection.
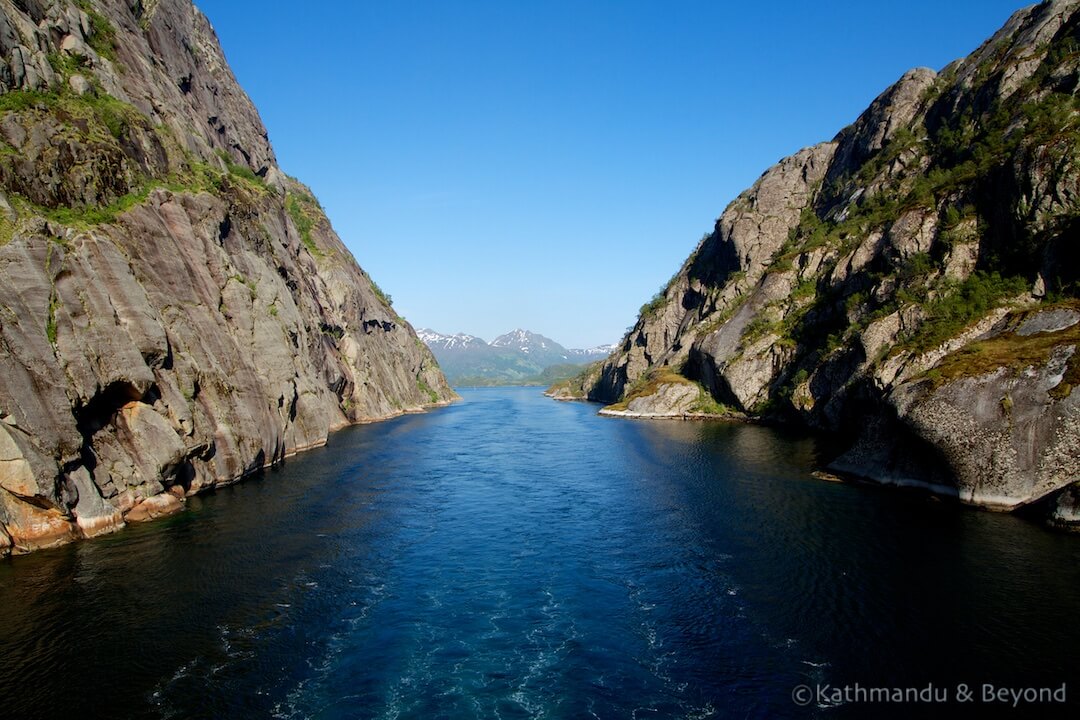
<box><xmin>1</xmin><ymin>387</ymin><xmax>1078</xmax><ymax>719</ymax></box>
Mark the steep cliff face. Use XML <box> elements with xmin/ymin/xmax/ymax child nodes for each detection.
<box><xmin>567</xmin><ymin>0</ymin><xmax>1080</xmax><ymax>523</ymax></box>
<box><xmin>0</xmin><ymin>0</ymin><xmax>455</xmax><ymax>555</ymax></box>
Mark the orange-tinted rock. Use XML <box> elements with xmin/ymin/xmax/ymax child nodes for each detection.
<box><xmin>0</xmin><ymin>496</ymin><xmax>77</xmax><ymax>554</ymax></box>
<box><xmin>124</xmin><ymin>493</ymin><xmax>184</xmax><ymax>523</ymax></box>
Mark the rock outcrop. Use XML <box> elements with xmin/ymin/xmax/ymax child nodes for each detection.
<box><xmin>0</xmin><ymin>0</ymin><xmax>455</xmax><ymax>555</ymax></box>
<box><xmin>561</xmin><ymin>0</ymin><xmax>1080</xmax><ymax>525</ymax></box>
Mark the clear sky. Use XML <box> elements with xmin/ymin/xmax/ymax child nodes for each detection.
<box><xmin>197</xmin><ymin>0</ymin><xmax>1025</xmax><ymax>349</ymax></box>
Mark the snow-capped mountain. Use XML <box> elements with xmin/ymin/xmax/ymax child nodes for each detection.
<box><xmin>490</xmin><ymin>329</ymin><xmax>557</xmax><ymax>355</ymax></box>
<box><xmin>419</xmin><ymin>328</ymin><xmax>615</xmax><ymax>385</ymax></box>
<box><xmin>489</xmin><ymin>330</ymin><xmax>616</xmax><ymax>364</ymax></box>
<box><xmin>570</xmin><ymin>343</ymin><xmax>619</xmax><ymax>358</ymax></box>
<box><xmin>417</xmin><ymin>329</ymin><xmax>488</xmax><ymax>351</ymax></box>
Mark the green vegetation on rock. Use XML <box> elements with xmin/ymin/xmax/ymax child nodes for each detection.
<box><xmin>924</xmin><ymin>301</ymin><xmax>1080</xmax><ymax>391</ymax></box>
<box><xmin>45</xmin><ymin>291</ymin><xmax>59</xmax><ymax>345</ymax></box>
<box><xmin>286</xmin><ymin>191</ymin><xmax>322</xmax><ymax>256</ymax></box>
<box><xmin>604</xmin><ymin>366</ymin><xmax>691</xmax><ymax>411</ymax></box>
<box><xmin>545</xmin><ymin>360</ymin><xmax>604</xmax><ymax>398</ymax></box>
<box><xmin>0</xmin><ymin>78</ymin><xmax>272</xmax><ymax>232</ymax></box>
<box><xmin>0</xmin><ymin>212</ymin><xmax>14</xmax><ymax>246</ymax></box>
<box><xmin>689</xmin><ymin>388</ymin><xmax>739</xmax><ymax>416</ymax></box>
<box><xmin>546</xmin><ymin>3</ymin><xmax>1080</xmax><ymax>524</ymax></box>
<box><xmin>603</xmin><ymin>365</ymin><xmax>740</xmax><ymax>417</ymax></box>
<box><xmin>640</xmin><ymin>290</ymin><xmax>667</xmax><ymax>318</ymax></box>
<box><xmin>416</xmin><ymin>378</ymin><xmax>438</xmax><ymax>403</ymax></box>
<box><xmin>900</xmin><ymin>271</ymin><xmax>1029</xmax><ymax>353</ymax></box>
<box><xmin>0</xmin><ymin>82</ymin><xmax>137</xmax><ymax>141</ymax></box>
<box><xmin>74</xmin><ymin>0</ymin><xmax>119</xmax><ymax>62</ymax></box>
<box><xmin>216</xmin><ymin>150</ymin><xmax>265</xmax><ymax>187</ymax></box>
<box><xmin>368</xmin><ymin>276</ymin><xmax>393</xmax><ymax>308</ymax></box>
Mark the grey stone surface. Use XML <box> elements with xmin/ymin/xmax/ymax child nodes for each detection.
<box><xmin>579</xmin><ymin>0</ymin><xmax>1080</xmax><ymax>521</ymax></box>
<box><xmin>1016</xmin><ymin>308</ymin><xmax>1080</xmax><ymax>337</ymax></box>
<box><xmin>890</xmin><ymin>345</ymin><xmax>1079</xmax><ymax>509</ymax></box>
<box><xmin>624</xmin><ymin>383</ymin><xmax>698</xmax><ymax>415</ymax></box>
<box><xmin>67</xmin><ymin>72</ymin><xmax>90</xmax><ymax>95</ymax></box>
<box><xmin>0</xmin><ymin>0</ymin><xmax>456</xmax><ymax>554</ymax></box>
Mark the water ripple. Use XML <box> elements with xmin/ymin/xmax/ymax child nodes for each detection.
<box><xmin>1</xmin><ymin>388</ymin><xmax>1079</xmax><ymax>718</ymax></box>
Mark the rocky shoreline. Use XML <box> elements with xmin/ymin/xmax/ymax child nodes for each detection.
<box><xmin>0</xmin><ymin>0</ymin><xmax>457</xmax><ymax>556</ymax></box>
<box><xmin>549</xmin><ymin>1</ymin><xmax>1080</xmax><ymax>530</ymax></box>
<box><xmin>1</xmin><ymin>397</ymin><xmax>458</xmax><ymax>558</ymax></box>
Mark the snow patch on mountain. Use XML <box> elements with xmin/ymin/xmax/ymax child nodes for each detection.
<box><xmin>419</xmin><ymin>327</ymin><xmax>617</xmax><ymax>384</ymax></box>
<box><xmin>417</xmin><ymin>329</ymin><xmax>487</xmax><ymax>351</ymax></box>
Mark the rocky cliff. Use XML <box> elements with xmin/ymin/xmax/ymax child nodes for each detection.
<box><xmin>0</xmin><ymin>0</ymin><xmax>456</xmax><ymax>555</ymax></box>
<box><xmin>560</xmin><ymin>0</ymin><xmax>1080</xmax><ymax>525</ymax></box>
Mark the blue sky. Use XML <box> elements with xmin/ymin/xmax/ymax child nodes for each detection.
<box><xmin>198</xmin><ymin>0</ymin><xmax>1025</xmax><ymax>348</ymax></box>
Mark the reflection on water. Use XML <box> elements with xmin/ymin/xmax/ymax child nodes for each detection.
<box><xmin>0</xmin><ymin>387</ymin><xmax>1077</xmax><ymax>719</ymax></box>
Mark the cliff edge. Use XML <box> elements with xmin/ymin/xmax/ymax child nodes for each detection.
<box><xmin>0</xmin><ymin>0</ymin><xmax>456</xmax><ymax>555</ymax></box>
<box><xmin>557</xmin><ymin>0</ymin><xmax>1080</xmax><ymax>526</ymax></box>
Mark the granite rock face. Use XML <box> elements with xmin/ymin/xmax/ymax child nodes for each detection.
<box><xmin>567</xmin><ymin>0</ymin><xmax>1080</xmax><ymax>521</ymax></box>
<box><xmin>0</xmin><ymin>0</ymin><xmax>455</xmax><ymax>554</ymax></box>
<box><xmin>598</xmin><ymin>382</ymin><xmax>699</xmax><ymax>418</ymax></box>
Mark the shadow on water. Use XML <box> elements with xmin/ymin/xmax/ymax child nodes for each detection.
<box><xmin>1</xmin><ymin>387</ymin><xmax>1078</xmax><ymax>719</ymax></box>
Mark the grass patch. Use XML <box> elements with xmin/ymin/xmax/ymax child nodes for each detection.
<box><xmin>0</xmin><ymin>90</ymin><xmax>56</xmax><ymax>113</ymax></box>
<box><xmin>605</xmin><ymin>366</ymin><xmax>693</xmax><ymax>411</ymax></box>
<box><xmin>75</xmin><ymin>1</ymin><xmax>119</xmax><ymax>62</ymax></box>
<box><xmin>39</xmin><ymin>184</ymin><xmax>152</xmax><ymax>226</ymax></box>
<box><xmin>640</xmin><ymin>288</ymin><xmax>667</xmax><ymax>317</ymax></box>
<box><xmin>640</xmin><ymin>267</ymin><xmax>686</xmax><ymax>318</ymax></box>
<box><xmin>786</xmin><ymin>60</ymin><xmax>1079</xmax><ymax>288</ymax></box>
<box><xmin>224</xmin><ymin>273</ymin><xmax>256</xmax><ymax>301</ymax></box>
<box><xmin>81</xmin><ymin>92</ymin><xmax>135</xmax><ymax>139</ymax></box>
<box><xmin>0</xmin><ymin>84</ymin><xmax>140</xmax><ymax>142</ymax></box>
<box><xmin>901</xmin><ymin>271</ymin><xmax>1029</xmax><ymax>353</ymax></box>
<box><xmin>546</xmin><ymin>360</ymin><xmax>603</xmax><ymax>398</ymax></box>
<box><xmin>913</xmin><ymin>91</ymin><xmax>1080</xmax><ymax>215</ymax></box>
<box><xmin>609</xmin><ymin>366</ymin><xmax>739</xmax><ymax>416</ymax></box>
<box><xmin>18</xmin><ymin>157</ymin><xmax>261</xmax><ymax>229</ymax></box>
<box><xmin>47</xmin><ymin>51</ymin><xmax>88</xmax><ymax>78</ymax></box>
<box><xmin>0</xmin><ymin>212</ymin><xmax>14</xmax><ymax>246</ymax></box>
<box><xmin>1</xmin><ymin>83</ymin><xmax>271</xmax><ymax>228</ymax></box>
<box><xmin>216</xmin><ymin>150</ymin><xmax>265</xmax><ymax>188</ymax></box>
<box><xmin>690</xmin><ymin>388</ymin><xmax>738</xmax><ymax>415</ymax></box>
<box><xmin>416</xmin><ymin>378</ymin><xmax>439</xmax><ymax>403</ymax></box>
<box><xmin>46</xmin><ymin>291</ymin><xmax>59</xmax><ymax>345</ymax></box>
<box><xmin>286</xmin><ymin>191</ymin><xmax>322</xmax><ymax>256</ymax></box>
<box><xmin>741</xmin><ymin>311</ymin><xmax>780</xmax><ymax>346</ymax></box>
<box><xmin>924</xmin><ymin>303</ymin><xmax>1080</xmax><ymax>392</ymax></box>
<box><xmin>790</xmin><ymin>278</ymin><xmax>817</xmax><ymax>300</ymax></box>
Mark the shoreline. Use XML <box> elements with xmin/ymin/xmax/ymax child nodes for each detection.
<box><xmin>544</xmin><ymin>393</ymin><xmax>1078</xmax><ymax>526</ymax></box>
<box><xmin>597</xmin><ymin>407</ymin><xmax>751</xmax><ymax>422</ymax></box>
<box><xmin>1</xmin><ymin>398</ymin><xmax>458</xmax><ymax>560</ymax></box>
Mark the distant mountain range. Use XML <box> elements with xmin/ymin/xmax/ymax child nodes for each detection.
<box><xmin>419</xmin><ymin>329</ymin><xmax>616</xmax><ymax>385</ymax></box>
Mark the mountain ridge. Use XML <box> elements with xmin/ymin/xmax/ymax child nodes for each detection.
<box><xmin>420</xmin><ymin>327</ymin><xmax>615</xmax><ymax>385</ymax></box>
<box><xmin>553</xmin><ymin>0</ymin><xmax>1080</xmax><ymax>528</ymax></box>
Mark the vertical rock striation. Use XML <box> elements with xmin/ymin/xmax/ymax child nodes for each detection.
<box><xmin>0</xmin><ymin>0</ymin><xmax>455</xmax><ymax>555</ymax></box>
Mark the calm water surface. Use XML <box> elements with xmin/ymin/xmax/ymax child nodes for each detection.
<box><xmin>1</xmin><ymin>387</ymin><xmax>1078</xmax><ymax>719</ymax></box>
